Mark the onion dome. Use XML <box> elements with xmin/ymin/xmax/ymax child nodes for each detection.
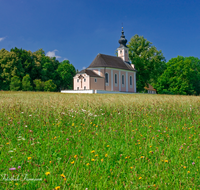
<box><xmin>118</xmin><ymin>27</ymin><xmax>127</xmax><ymax>48</ymax></box>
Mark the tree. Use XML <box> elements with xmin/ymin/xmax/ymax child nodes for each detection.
<box><xmin>128</xmin><ymin>35</ymin><xmax>166</xmax><ymax>92</ymax></box>
<box><xmin>22</xmin><ymin>74</ymin><xmax>33</xmax><ymax>91</ymax></box>
<box><xmin>57</xmin><ymin>60</ymin><xmax>76</xmax><ymax>90</ymax></box>
<box><xmin>44</xmin><ymin>80</ymin><xmax>57</xmax><ymax>92</ymax></box>
<box><xmin>10</xmin><ymin>76</ymin><xmax>21</xmax><ymax>91</ymax></box>
<box><xmin>154</xmin><ymin>56</ymin><xmax>200</xmax><ymax>95</ymax></box>
<box><xmin>33</xmin><ymin>79</ymin><xmax>44</xmax><ymax>91</ymax></box>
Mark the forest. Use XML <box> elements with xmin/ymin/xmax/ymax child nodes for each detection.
<box><xmin>0</xmin><ymin>48</ymin><xmax>76</xmax><ymax>91</ymax></box>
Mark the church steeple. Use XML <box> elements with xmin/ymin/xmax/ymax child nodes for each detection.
<box><xmin>117</xmin><ymin>27</ymin><xmax>129</xmax><ymax>62</ymax></box>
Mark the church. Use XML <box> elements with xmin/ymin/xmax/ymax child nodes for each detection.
<box><xmin>73</xmin><ymin>28</ymin><xmax>137</xmax><ymax>93</ymax></box>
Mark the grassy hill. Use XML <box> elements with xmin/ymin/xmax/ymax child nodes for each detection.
<box><xmin>0</xmin><ymin>92</ymin><xmax>199</xmax><ymax>189</ymax></box>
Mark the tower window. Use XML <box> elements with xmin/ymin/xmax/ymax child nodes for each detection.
<box><xmin>95</xmin><ymin>78</ymin><xmax>97</xmax><ymax>82</ymax></box>
<box><xmin>120</xmin><ymin>50</ymin><xmax>122</xmax><ymax>54</ymax></box>
<box><xmin>77</xmin><ymin>79</ymin><xmax>79</xmax><ymax>82</ymax></box>
<box><xmin>84</xmin><ymin>78</ymin><xmax>86</xmax><ymax>82</ymax></box>
<box><xmin>125</xmin><ymin>50</ymin><xmax>127</xmax><ymax>53</ymax></box>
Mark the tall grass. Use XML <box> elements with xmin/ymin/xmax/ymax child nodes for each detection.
<box><xmin>0</xmin><ymin>92</ymin><xmax>199</xmax><ymax>189</ymax></box>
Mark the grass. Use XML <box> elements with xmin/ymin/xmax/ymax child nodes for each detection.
<box><xmin>0</xmin><ymin>91</ymin><xmax>199</xmax><ymax>190</ymax></box>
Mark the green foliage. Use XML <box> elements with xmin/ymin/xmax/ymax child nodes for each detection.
<box><xmin>57</xmin><ymin>60</ymin><xmax>76</xmax><ymax>90</ymax></box>
<box><xmin>0</xmin><ymin>47</ymin><xmax>76</xmax><ymax>91</ymax></box>
<box><xmin>33</xmin><ymin>79</ymin><xmax>44</xmax><ymax>91</ymax></box>
<box><xmin>155</xmin><ymin>56</ymin><xmax>200</xmax><ymax>95</ymax></box>
<box><xmin>128</xmin><ymin>35</ymin><xmax>166</xmax><ymax>92</ymax></box>
<box><xmin>44</xmin><ymin>79</ymin><xmax>57</xmax><ymax>92</ymax></box>
<box><xmin>22</xmin><ymin>74</ymin><xmax>33</xmax><ymax>91</ymax></box>
<box><xmin>10</xmin><ymin>76</ymin><xmax>21</xmax><ymax>91</ymax></box>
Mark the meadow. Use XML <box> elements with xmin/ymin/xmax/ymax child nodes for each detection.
<box><xmin>0</xmin><ymin>92</ymin><xmax>199</xmax><ymax>190</ymax></box>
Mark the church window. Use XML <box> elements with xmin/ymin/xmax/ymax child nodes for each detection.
<box><xmin>115</xmin><ymin>74</ymin><xmax>117</xmax><ymax>84</ymax></box>
<box><xmin>122</xmin><ymin>75</ymin><xmax>124</xmax><ymax>85</ymax></box>
<box><xmin>95</xmin><ymin>78</ymin><xmax>97</xmax><ymax>82</ymax></box>
<box><xmin>77</xmin><ymin>87</ymin><xmax>79</xmax><ymax>90</ymax></box>
<box><xmin>130</xmin><ymin>76</ymin><xmax>132</xmax><ymax>85</ymax></box>
<box><xmin>77</xmin><ymin>79</ymin><xmax>79</xmax><ymax>82</ymax></box>
<box><xmin>105</xmin><ymin>73</ymin><xmax>109</xmax><ymax>83</ymax></box>
<box><xmin>84</xmin><ymin>78</ymin><xmax>86</xmax><ymax>82</ymax></box>
<box><xmin>125</xmin><ymin>50</ymin><xmax>127</xmax><ymax>53</ymax></box>
<box><xmin>120</xmin><ymin>50</ymin><xmax>122</xmax><ymax>54</ymax></box>
<box><xmin>84</xmin><ymin>86</ymin><xmax>86</xmax><ymax>90</ymax></box>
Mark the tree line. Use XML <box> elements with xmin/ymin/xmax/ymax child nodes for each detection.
<box><xmin>0</xmin><ymin>48</ymin><xmax>76</xmax><ymax>91</ymax></box>
<box><xmin>128</xmin><ymin>35</ymin><xmax>200</xmax><ymax>95</ymax></box>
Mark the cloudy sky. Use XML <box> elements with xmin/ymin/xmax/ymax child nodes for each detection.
<box><xmin>0</xmin><ymin>0</ymin><xmax>200</xmax><ymax>70</ymax></box>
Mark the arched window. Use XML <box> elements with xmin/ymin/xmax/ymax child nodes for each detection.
<box><xmin>122</xmin><ymin>75</ymin><xmax>124</xmax><ymax>85</ymax></box>
<box><xmin>130</xmin><ymin>76</ymin><xmax>132</xmax><ymax>86</ymax></box>
<box><xmin>115</xmin><ymin>74</ymin><xmax>117</xmax><ymax>84</ymax></box>
<box><xmin>105</xmin><ymin>73</ymin><xmax>109</xmax><ymax>83</ymax></box>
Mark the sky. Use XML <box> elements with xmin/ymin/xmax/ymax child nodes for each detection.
<box><xmin>0</xmin><ymin>0</ymin><xmax>200</xmax><ymax>71</ymax></box>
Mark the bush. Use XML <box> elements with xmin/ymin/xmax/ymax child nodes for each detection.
<box><xmin>22</xmin><ymin>74</ymin><xmax>33</xmax><ymax>91</ymax></box>
<box><xmin>10</xmin><ymin>76</ymin><xmax>21</xmax><ymax>91</ymax></box>
<box><xmin>33</xmin><ymin>79</ymin><xmax>44</xmax><ymax>91</ymax></box>
<box><xmin>44</xmin><ymin>80</ymin><xmax>57</xmax><ymax>92</ymax></box>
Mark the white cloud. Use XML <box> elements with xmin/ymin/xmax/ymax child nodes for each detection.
<box><xmin>0</xmin><ymin>37</ymin><xmax>6</xmax><ymax>42</ymax></box>
<box><xmin>46</xmin><ymin>49</ymin><xmax>61</xmax><ymax>59</ymax></box>
<box><xmin>82</xmin><ymin>67</ymin><xmax>86</xmax><ymax>70</ymax></box>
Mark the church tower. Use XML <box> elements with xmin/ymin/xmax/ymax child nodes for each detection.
<box><xmin>117</xmin><ymin>27</ymin><xmax>129</xmax><ymax>62</ymax></box>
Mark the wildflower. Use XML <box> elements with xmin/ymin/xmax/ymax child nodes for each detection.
<box><xmin>141</xmin><ymin>156</ymin><xmax>144</xmax><ymax>158</ymax></box>
<box><xmin>18</xmin><ymin>166</ymin><xmax>21</xmax><ymax>169</ymax></box>
<box><xmin>91</xmin><ymin>159</ymin><xmax>95</xmax><ymax>161</ymax></box>
<box><xmin>91</xmin><ymin>150</ymin><xmax>95</xmax><ymax>153</ymax></box>
<box><xmin>55</xmin><ymin>186</ymin><xmax>60</xmax><ymax>190</ymax></box>
<box><xmin>188</xmin><ymin>171</ymin><xmax>190</xmax><ymax>173</ymax></box>
<box><xmin>28</xmin><ymin>157</ymin><xmax>31</xmax><ymax>160</ymax></box>
<box><xmin>86</xmin><ymin>163</ymin><xmax>89</xmax><ymax>166</ymax></box>
<box><xmin>101</xmin><ymin>159</ymin><xmax>103</xmax><ymax>162</ymax></box>
<box><xmin>78</xmin><ymin>130</ymin><xmax>81</xmax><ymax>132</ymax></box>
<box><xmin>164</xmin><ymin>160</ymin><xmax>168</xmax><ymax>163</ymax></box>
<box><xmin>107</xmin><ymin>145</ymin><xmax>110</xmax><ymax>147</ymax></box>
<box><xmin>93</xmin><ymin>124</ymin><xmax>95</xmax><ymax>126</ymax></box>
<box><xmin>150</xmin><ymin>146</ymin><xmax>152</xmax><ymax>148</ymax></box>
<box><xmin>49</xmin><ymin>161</ymin><xmax>52</xmax><ymax>163</ymax></box>
<box><xmin>72</xmin><ymin>123</ymin><xmax>74</xmax><ymax>126</ymax></box>
<box><xmin>192</xmin><ymin>162</ymin><xmax>195</xmax><ymax>165</ymax></box>
<box><xmin>45</xmin><ymin>172</ymin><xmax>50</xmax><ymax>175</ymax></box>
<box><xmin>95</xmin><ymin>154</ymin><xmax>98</xmax><ymax>157</ymax></box>
<box><xmin>71</xmin><ymin>161</ymin><xmax>74</xmax><ymax>164</ymax></box>
<box><xmin>64</xmin><ymin>178</ymin><xmax>66</xmax><ymax>181</ymax></box>
<box><xmin>90</xmin><ymin>122</ymin><xmax>92</xmax><ymax>124</ymax></box>
<box><xmin>130</xmin><ymin>167</ymin><xmax>133</xmax><ymax>169</ymax></box>
<box><xmin>60</xmin><ymin>174</ymin><xmax>65</xmax><ymax>178</ymax></box>
<box><xmin>9</xmin><ymin>168</ymin><xmax>16</xmax><ymax>170</ymax></box>
<box><xmin>139</xmin><ymin>177</ymin><xmax>142</xmax><ymax>180</ymax></box>
<box><xmin>66</xmin><ymin>138</ymin><xmax>69</xmax><ymax>141</ymax></box>
<box><xmin>54</xmin><ymin>136</ymin><xmax>56</xmax><ymax>139</ymax></box>
<box><xmin>15</xmin><ymin>183</ymin><xmax>18</xmax><ymax>185</ymax></box>
<box><xmin>96</xmin><ymin>125</ymin><xmax>98</xmax><ymax>127</ymax></box>
<box><xmin>74</xmin><ymin>155</ymin><xmax>77</xmax><ymax>158</ymax></box>
<box><xmin>6</xmin><ymin>142</ymin><xmax>9</xmax><ymax>145</ymax></box>
<box><xmin>105</xmin><ymin>154</ymin><xmax>108</xmax><ymax>157</ymax></box>
<box><xmin>183</xmin><ymin>166</ymin><xmax>186</xmax><ymax>169</ymax></box>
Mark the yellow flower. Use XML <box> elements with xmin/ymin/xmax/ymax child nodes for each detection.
<box><xmin>54</xmin><ymin>136</ymin><xmax>56</xmax><ymax>139</ymax></box>
<box><xmin>90</xmin><ymin>122</ymin><xmax>92</xmax><ymax>124</ymax></box>
<box><xmin>49</xmin><ymin>161</ymin><xmax>52</xmax><ymax>163</ymax></box>
<box><xmin>139</xmin><ymin>177</ymin><xmax>142</xmax><ymax>180</ymax></box>
<box><xmin>130</xmin><ymin>167</ymin><xmax>133</xmax><ymax>169</ymax></box>
<box><xmin>125</xmin><ymin>157</ymin><xmax>128</xmax><ymax>159</ymax></box>
<box><xmin>78</xmin><ymin>130</ymin><xmax>81</xmax><ymax>132</ymax></box>
<box><xmin>107</xmin><ymin>145</ymin><xmax>110</xmax><ymax>147</ymax></box>
<box><xmin>153</xmin><ymin>184</ymin><xmax>156</xmax><ymax>187</ymax></box>
<box><xmin>96</xmin><ymin>125</ymin><xmax>98</xmax><ymax>127</ymax></box>
<box><xmin>71</xmin><ymin>161</ymin><xmax>74</xmax><ymax>164</ymax></box>
<box><xmin>188</xmin><ymin>171</ymin><xmax>190</xmax><ymax>173</ymax></box>
<box><xmin>183</xmin><ymin>166</ymin><xmax>186</xmax><ymax>169</ymax></box>
<box><xmin>74</xmin><ymin>155</ymin><xmax>77</xmax><ymax>158</ymax></box>
<box><xmin>150</xmin><ymin>146</ymin><xmax>152</xmax><ymax>148</ymax></box>
<box><xmin>45</xmin><ymin>172</ymin><xmax>50</xmax><ymax>175</ymax></box>
<box><xmin>93</xmin><ymin>124</ymin><xmax>95</xmax><ymax>126</ymax></box>
<box><xmin>6</xmin><ymin>142</ymin><xmax>10</xmax><ymax>145</ymax></box>
<box><xmin>72</xmin><ymin>123</ymin><xmax>74</xmax><ymax>126</ymax></box>
<box><xmin>15</xmin><ymin>183</ymin><xmax>18</xmax><ymax>185</ymax></box>
<box><xmin>60</xmin><ymin>174</ymin><xmax>65</xmax><ymax>178</ymax></box>
<box><xmin>105</xmin><ymin>154</ymin><xmax>108</xmax><ymax>157</ymax></box>
<box><xmin>55</xmin><ymin>186</ymin><xmax>60</xmax><ymax>190</ymax></box>
<box><xmin>91</xmin><ymin>150</ymin><xmax>95</xmax><ymax>153</ymax></box>
<box><xmin>86</xmin><ymin>163</ymin><xmax>89</xmax><ymax>166</ymax></box>
<box><xmin>101</xmin><ymin>159</ymin><xmax>103</xmax><ymax>162</ymax></box>
<box><xmin>141</xmin><ymin>156</ymin><xmax>144</xmax><ymax>158</ymax></box>
<box><xmin>164</xmin><ymin>160</ymin><xmax>168</xmax><ymax>163</ymax></box>
<box><xmin>64</xmin><ymin>178</ymin><xmax>66</xmax><ymax>181</ymax></box>
<box><xmin>91</xmin><ymin>159</ymin><xmax>95</xmax><ymax>161</ymax></box>
<box><xmin>28</xmin><ymin>157</ymin><xmax>31</xmax><ymax>160</ymax></box>
<box><xmin>95</xmin><ymin>154</ymin><xmax>98</xmax><ymax>157</ymax></box>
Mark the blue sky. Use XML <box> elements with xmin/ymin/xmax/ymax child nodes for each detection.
<box><xmin>0</xmin><ymin>0</ymin><xmax>200</xmax><ymax>71</ymax></box>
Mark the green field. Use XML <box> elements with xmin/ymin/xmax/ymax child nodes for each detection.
<box><xmin>0</xmin><ymin>92</ymin><xmax>199</xmax><ymax>190</ymax></box>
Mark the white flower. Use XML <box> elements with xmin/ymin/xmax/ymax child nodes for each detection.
<box><xmin>29</xmin><ymin>115</ymin><xmax>32</xmax><ymax>117</ymax></box>
<box><xmin>25</xmin><ymin>125</ymin><xmax>27</xmax><ymax>127</ymax></box>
